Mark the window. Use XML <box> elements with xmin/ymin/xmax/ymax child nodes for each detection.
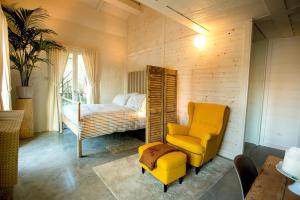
<box><xmin>77</xmin><ymin>55</ymin><xmax>88</xmax><ymax>103</ymax></box>
<box><xmin>60</xmin><ymin>52</ymin><xmax>88</xmax><ymax>104</ymax></box>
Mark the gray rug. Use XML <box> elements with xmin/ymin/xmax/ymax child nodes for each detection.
<box><xmin>105</xmin><ymin>137</ymin><xmax>144</xmax><ymax>154</ymax></box>
<box><xmin>93</xmin><ymin>154</ymin><xmax>233</xmax><ymax>200</ymax></box>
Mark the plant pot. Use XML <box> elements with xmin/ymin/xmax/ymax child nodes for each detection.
<box><xmin>16</xmin><ymin>86</ymin><xmax>33</xmax><ymax>99</ymax></box>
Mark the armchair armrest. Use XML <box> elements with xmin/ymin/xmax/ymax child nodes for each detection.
<box><xmin>201</xmin><ymin>133</ymin><xmax>218</xmax><ymax>147</ymax></box>
<box><xmin>167</xmin><ymin>123</ymin><xmax>189</xmax><ymax>135</ymax></box>
<box><xmin>202</xmin><ymin>133</ymin><xmax>218</xmax><ymax>141</ymax></box>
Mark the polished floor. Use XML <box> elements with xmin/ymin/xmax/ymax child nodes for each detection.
<box><xmin>200</xmin><ymin>142</ymin><xmax>284</xmax><ymax>200</ymax></box>
<box><xmin>14</xmin><ymin>130</ymin><xmax>284</xmax><ymax>200</ymax></box>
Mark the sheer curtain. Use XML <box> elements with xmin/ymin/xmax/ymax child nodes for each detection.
<box><xmin>47</xmin><ymin>49</ymin><xmax>68</xmax><ymax>131</ymax></box>
<box><xmin>82</xmin><ymin>49</ymin><xmax>97</xmax><ymax>104</ymax></box>
<box><xmin>0</xmin><ymin>4</ymin><xmax>11</xmax><ymax>111</ymax></box>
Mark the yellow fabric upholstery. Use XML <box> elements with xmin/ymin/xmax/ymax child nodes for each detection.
<box><xmin>166</xmin><ymin>102</ymin><xmax>230</xmax><ymax>168</ymax></box>
<box><xmin>167</xmin><ymin>123</ymin><xmax>189</xmax><ymax>135</ymax></box>
<box><xmin>168</xmin><ymin>143</ymin><xmax>203</xmax><ymax>167</ymax></box>
<box><xmin>166</xmin><ymin>135</ymin><xmax>204</xmax><ymax>154</ymax></box>
<box><xmin>138</xmin><ymin>142</ymin><xmax>187</xmax><ymax>185</ymax></box>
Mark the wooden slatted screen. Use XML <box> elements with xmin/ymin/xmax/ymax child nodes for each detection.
<box><xmin>163</xmin><ymin>68</ymin><xmax>177</xmax><ymax>141</ymax></box>
<box><xmin>146</xmin><ymin>66</ymin><xmax>177</xmax><ymax>143</ymax></box>
<box><xmin>146</xmin><ymin>66</ymin><xmax>164</xmax><ymax>143</ymax></box>
<box><xmin>128</xmin><ymin>70</ymin><xmax>147</xmax><ymax>94</ymax></box>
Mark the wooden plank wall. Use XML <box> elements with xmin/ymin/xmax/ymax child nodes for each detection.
<box><xmin>127</xmin><ymin>7</ymin><xmax>252</xmax><ymax>158</ymax></box>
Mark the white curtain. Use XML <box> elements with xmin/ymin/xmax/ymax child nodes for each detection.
<box><xmin>47</xmin><ymin>49</ymin><xmax>68</xmax><ymax>131</ymax></box>
<box><xmin>82</xmin><ymin>49</ymin><xmax>97</xmax><ymax>104</ymax></box>
<box><xmin>0</xmin><ymin>4</ymin><xmax>12</xmax><ymax>111</ymax></box>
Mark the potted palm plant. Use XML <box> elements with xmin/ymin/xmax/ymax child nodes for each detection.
<box><xmin>2</xmin><ymin>5</ymin><xmax>64</xmax><ymax>98</ymax></box>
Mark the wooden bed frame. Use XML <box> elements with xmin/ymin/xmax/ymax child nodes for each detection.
<box><xmin>59</xmin><ymin>96</ymin><xmax>83</xmax><ymax>157</ymax></box>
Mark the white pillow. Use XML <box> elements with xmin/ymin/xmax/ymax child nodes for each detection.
<box><xmin>126</xmin><ymin>94</ymin><xmax>146</xmax><ymax>110</ymax></box>
<box><xmin>140</xmin><ymin>97</ymin><xmax>146</xmax><ymax>113</ymax></box>
<box><xmin>112</xmin><ymin>94</ymin><xmax>130</xmax><ymax>106</ymax></box>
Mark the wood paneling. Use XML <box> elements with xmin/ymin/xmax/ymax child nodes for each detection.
<box><xmin>146</xmin><ymin>66</ymin><xmax>177</xmax><ymax>143</ymax></box>
<box><xmin>6</xmin><ymin>0</ymin><xmax>127</xmax><ymax>37</ymax></box>
<box><xmin>163</xmin><ymin>68</ymin><xmax>177</xmax><ymax>140</ymax></box>
<box><xmin>136</xmin><ymin>0</ymin><xmax>208</xmax><ymax>33</ymax></box>
<box><xmin>146</xmin><ymin>66</ymin><xmax>164</xmax><ymax>143</ymax></box>
<box><xmin>127</xmin><ymin>6</ymin><xmax>253</xmax><ymax>158</ymax></box>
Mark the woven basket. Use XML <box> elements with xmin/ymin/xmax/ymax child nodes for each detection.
<box><xmin>0</xmin><ymin>111</ymin><xmax>23</xmax><ymax>187</ymax></box>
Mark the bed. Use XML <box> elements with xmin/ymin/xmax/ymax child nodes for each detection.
<box><xmin>61</xmin><ymin>70</ymin><xmax>147</xmax><ymax>157</ymax></box>
<box><xmin>61</xmin><ymin>94</ymin><xmax>146</xmax><ymax>157</ymax></box>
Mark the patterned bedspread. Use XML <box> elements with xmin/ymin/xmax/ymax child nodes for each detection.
<box><xmin>63</xmin><ymin>104</ymin><xmax>146</xmax><ymax>140</ymax></box>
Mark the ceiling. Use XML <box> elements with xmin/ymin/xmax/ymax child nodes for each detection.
<box><xmin>286</xmin><ymin>0</ymin><xmax>300</xmax><ymax>35</ymax></box>
<box><xmin>75</xmin><ymin>0</ymin><xmax>132</xmax><ymax>19</ymax></box>
<box><xmin>4</xmin><ymin>0</ymin><xmax>300</xmax><ymax>39</ymax></box>
<box><xmin>137</xmin><ymin>0</ymin><xmax>269</xmax><ymax>31</ymax></box>
<box><xmin>135</xmin><ymin>0</ymin><xmax>300</xmax><ymax>39</ymax></box>
<box><xmin>3</xmin><ymin>0</ymin><xmax>137</xmax><ymax>37</ymax></box>
<box><xmin>3</xmin><ymin>0</ymin><xmax>138</xmax><ymax>21</ymax></box>
<box><xmin>254</xmin><ymin>0</ymin><xmax>300</xmax><ymax>39</ymax></box>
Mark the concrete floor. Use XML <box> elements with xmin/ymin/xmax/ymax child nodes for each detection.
<box><xmin>14</xmin><ymin>131</ymin><xmax>284</xmax><ymax>200</ymax></box>
<box><xmin>199</xmin><ymin>142</ymin><xmax>284</xmax><ymax>200</ymax></box>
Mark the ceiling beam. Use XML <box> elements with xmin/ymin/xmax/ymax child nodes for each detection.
<box><xmin>253</xmin><ymin>22</ymin><xmax>267</xmax><ymax>39</ymax></box>
<box><xmin>264</xmin><ymin>0</ymin><xmax>293</xmax><ymax>37</ymax></box>
<box><xmin>103</xmin><ymin>0</ymin><xmax>142</xmax><ymax>15</ymax></box>
<box><xmin>254</xmin><ymin>15</ymin><xmax>272</xmax><ymax>22</ymax></box>
<box><xmin>136</xmin><ymin>0</ymin><xmax>208</xmax><ymax>33</ymax></box>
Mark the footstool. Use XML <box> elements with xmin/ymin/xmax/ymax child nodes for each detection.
<box><xmin>138</xmin><ymin>142</ymin><xmax>187</xmax><ymax>192</ymax></box>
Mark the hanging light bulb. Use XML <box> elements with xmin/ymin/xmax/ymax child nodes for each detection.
<box><xmin>194</xmin><ymin>34</ymin><xmax>206</xmax><ymax>48</ymax></box>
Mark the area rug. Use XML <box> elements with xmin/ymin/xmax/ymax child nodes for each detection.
<box><xmin>93</xmin><ymin>154</ymin><xmax>233</xmax><ymax>200</ymax></box>
<box><xmin>105</xmin><ymin>137</ymin><xmax>144</xmax><ymax>154</ymax></box>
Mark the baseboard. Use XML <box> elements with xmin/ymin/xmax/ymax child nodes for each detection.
<box><xmin>218</xmin><ymin>149</ymin><xmax>237</xmax><ymax>160</ymax></box>
<box><xmin>261</xmin><ymin>142</ymin><xmax>288</xmax><ymax>151</ymax></box>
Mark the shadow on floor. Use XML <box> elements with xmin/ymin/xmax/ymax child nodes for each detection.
<box><xmin>16</xmin><ymin>129</ymin><xmax>145</xmax><ymax>200</ymax></box>
<box><xmin>16</xmin><ymin>130</ymin><xmax>284</xmax><ymax>200</ymax></box>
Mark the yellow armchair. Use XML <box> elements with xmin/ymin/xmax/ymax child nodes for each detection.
<box><xmin>166</xmin><ymin>102</ymin><xmax>230</xmax><ymax>174</ymax></box>
<box><xmin>168</xmin><ymin>123</ymin><xmax>189</xmax><ymax>135</ymax></box>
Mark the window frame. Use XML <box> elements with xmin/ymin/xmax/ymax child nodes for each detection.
<box><xmin>61</xmin><ymin>50</ymin><xmax>88</xmax><ymax>104</ymax></box>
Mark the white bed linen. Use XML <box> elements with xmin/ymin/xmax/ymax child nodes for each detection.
<box><xmin>63</xmin><ymin>104</ymin><xmax>146</xmax><ymax>140</ymax></box>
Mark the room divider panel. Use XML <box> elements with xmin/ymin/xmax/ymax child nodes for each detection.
<box><xmin>163</xmin><ymin>68</ymin><xmax>177</xmax><ymax>141</ymax></box>
<box><xmin>146</xmin><ymin>66</ymin><xmax>164</xmax><ymax>143</ymax></box>
<box><xmin>146</xmin><ymin>65</ymin><xmax>177</xmax><ymax>143</ymax></box>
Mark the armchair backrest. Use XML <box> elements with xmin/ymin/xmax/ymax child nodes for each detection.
<box><xmin>188</xmin><ymin>102</ymin><xmax>230</xmax><ymax>140</ymax></box>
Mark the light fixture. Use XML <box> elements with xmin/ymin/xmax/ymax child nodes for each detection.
<box><xmin>194</xmin><ymin>35</ymin><xmax>206</xmax><ymax>48</ymax></box>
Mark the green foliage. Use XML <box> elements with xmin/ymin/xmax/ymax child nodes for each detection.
<box><xmin>2</xmin><ymin>5</ymin><xmax>65</xmax><ymax>86</ymax></box>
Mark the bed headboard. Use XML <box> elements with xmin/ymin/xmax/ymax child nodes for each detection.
<box><xmin>128</xmin><ymin>70</ymin><xmax>147</xmax><ymax>94</ymax></box>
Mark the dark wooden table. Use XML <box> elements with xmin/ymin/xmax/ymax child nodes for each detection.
<box><xmin>246</xmin><ymin>155</ymin><xmax>300</xmax><ymax>200</ymax></box>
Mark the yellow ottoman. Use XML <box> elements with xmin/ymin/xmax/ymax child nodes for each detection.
<box><xmin>138</xmin><ymin>142</ymin><xmax>187</xmax><ymax>192</ymax></box>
